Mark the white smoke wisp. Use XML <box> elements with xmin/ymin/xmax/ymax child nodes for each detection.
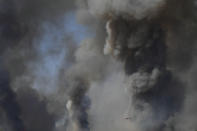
<box><xmin>104</xmin><ymin>20</ymin><xmax>114</xmax><ymax>55</ymax></box>
<box><xmin>65</xmin><ymin>99</ymin><xmax>80</xmax><ymax>131</ymax></box>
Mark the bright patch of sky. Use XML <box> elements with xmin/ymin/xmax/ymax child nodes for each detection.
<box><xmin>64</xmin><ymin>12</ymin><xmax>93</xmax><ymax>44</ymax></box>
<box><xmin>30</xmin><ymin>12</ymin><xmax>90</xmax><ymax>94</ymax></box>
<box><xmin>30</xmin><ymin>24</ymin><xmax>66</xmax><ymax>94</ymax></box>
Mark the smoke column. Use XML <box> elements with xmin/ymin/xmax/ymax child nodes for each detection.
<box><xmin>0</xmin><ymin>0</ymin><xmax>197</xmax><ymax>131</ymax></box>
<box><xmin>76</xmin><ymin>0</ymin><xmax>197</xmax><ymax>130</ymax></box>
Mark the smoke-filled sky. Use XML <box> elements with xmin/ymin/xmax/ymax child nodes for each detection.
<box><xmin>0</xmin><ymin>0</ymin><xmax>197</xmax><ymax>131</ymax></box>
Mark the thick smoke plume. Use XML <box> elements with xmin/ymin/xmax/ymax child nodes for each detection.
<box><xmin>80</xmin><ymin>0</ymin><xmax>197</xmax><ymax>130</ymax></box>
<box><xmin>0</xmin><ymin>0</ymin><xmax>197</xmax><ymax>131</ymax></box>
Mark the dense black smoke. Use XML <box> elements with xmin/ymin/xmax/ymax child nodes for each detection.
<box><xmin>81</xmin><ymin>0</ymin><xmax>197</xmax><ymax>130</ymax></box>
<box><xmin>102</xmin><ymin>13</ymin><xmax>185</xmax><ymax>130</ymax></box>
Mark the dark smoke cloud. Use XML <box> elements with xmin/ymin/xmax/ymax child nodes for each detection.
<box><xmin>1</xmin><ymin>0</ymin><xmax>75</xmax><ymax>77</ymax></box>
<box><xmin>16</xmin><ymin>87</ymin><xmax>56</xmax><ymax>131</ymax></box>
<box><xmin>0</xmin><ymin>65</ymin><xmax>25</xmax><ymax>131</ymax></box>
<box><xmin>0</xmin><ymin>0</ymin><xmax>74</xmax><ymax>51</ymax></box>
<box><xmin>101</xmin><ymin>14</ymin><xmax>185</xmax><ymax>130</ymax></box>
<box><xmin>162</xmin><ymin>0</ymin><xmax>197</xmax><ymax>72</ymax></box>
<box><xmin>0</xmin><ymin>0</ymin><xmax>197</xmax><ymax>131</ymax></box>
<box><xmin>77</xmin><ymin>0</ymin><xmax>197</xmax><ymax>130</ymax></box>
<box><xmin>0</xmin><ymin>0</ymin><xmax>76</xmax><ymax>130</ymax></box>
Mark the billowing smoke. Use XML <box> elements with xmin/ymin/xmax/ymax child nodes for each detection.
<box><xmin>0</xmin><ymin>0</ymin><xmax>197</xmax><ymax>131</ymax></box>
<box><xmin>78</xmin><ymin>0</ymin><xmax>197</xmax><ymax>130</ymax></box>
<box><xmin>102</xmin><ymin>10</ymin><xmax>183</xmax><ymax>130</ymax></box>
<box><xmin>0</xmin><ymin>0</ymin><xmax>75</xmax><ymax>130</ymax></box>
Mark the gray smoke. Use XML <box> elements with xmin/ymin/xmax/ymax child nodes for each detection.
<box><xmin>0</xmin><ymin>0</ymin><xmax>197</xmax><ymax>131</ymax></box>
<box><xmin>77</xmin><ymin>0</ymin><xmax>197</xmax><ymax>130</ymax></box>
<box><xmin>0</xmin><ymin>0</ymin><xmax>75</xmax><ymax>130</ymax></box>
<box><xmin>0</xmin><ymin>64</ymin><xmax>25</xmax><ymax>131</ymax></box>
